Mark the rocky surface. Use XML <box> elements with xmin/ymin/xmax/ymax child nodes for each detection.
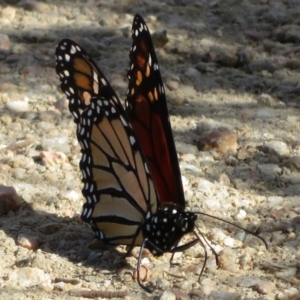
<box><xmin>0</xmin><ymin>0</ymin><xmax>300</xmax><ymax>299</ymax></box>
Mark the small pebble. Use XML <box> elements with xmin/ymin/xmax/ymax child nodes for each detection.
<box><xmin>0</xmin><ymin>34</ymin><xmax>11</xmax><ymax>50</ymax></box>
<box><xmin>254</xmin><ymin>280</ymin><xmax>276</xmax><ymax>294</ymax></box>
<box><xmin>58</xmin><ymin>190</ymin><xmax>81</xmax><ymax>202</ymax></box>
<box><xmin>264</xmin><ymin>140</ymin><xmax>289</xmax><ymax>156</ymax></box>
<box><xmin>41</xmin><ymin>137</ymin><xmax>70</xmax><ymax>154</ymax></box>
<box><xmin>0</xmin><ymin>185</ymin><xmax>22</xmax><ymax>216</ymax></box>
<box><xmin>5</xmin><ymin>100</ymin><xmax>30</xmax><ymax>113</ymax></box>
<box><xmin>197</xmin><ymin>130</ymin><xmax>238</xmax><ymax>156</ymax></box>
<box><xmin>200</xmin><ymin>278</ymin><xmax>217</xmax><ymax>295</ymax></box>
<box><xmin>159</xmin><ymin>290</ymin><xmax>176</xmax><ymax>300</ymax></box>
<box><xmin>1</xmin><ymin>7</ymin><xmax>16</xmax><ymax>21</ymax></box>
<box><xmin>11</xmin><ymin>267</ymin><xmax>52</xmax><ymax>289</ymax></box>
<box><xmin>132</xmin><ymin>265</ymin><xmax>150</xmax><ymax>282</ymax></box>
<box><xmin>17</xmin><ymin>233</ymin><xmax>42</xmax><ymax>250</ymax></box>
<box><xmin>258</xmin><ymin>164</ymin><xmax>282</xmax><ymax>176</ymax></box>
<box><xmin>210</xmin><ymin>290</ymin><xmax>240</xmax><ymax>300</ymax></box>
<box><xmin>156</xmin><ymin>278</ymin><xmax>171</xmax><ymax>290</ymax></box>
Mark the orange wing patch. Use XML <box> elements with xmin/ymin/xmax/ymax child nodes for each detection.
<box><xmin>73</xmin><ymin>57</ymin><xmax>92</xmax><ymax>75</ymax></box>
<box><xmin>136</xmin><ymin>70</ymin><xmax>143</xmax><ymax>86</ymax></box>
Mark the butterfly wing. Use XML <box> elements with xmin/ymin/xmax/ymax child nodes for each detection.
<box><xmin>55</xmin><ymin>39</ymin><xmax>158</xmax><ymax>246</ymax></box>
<box><xmin>55</xmin><ymin>39</ymin><xmax>124</xmax><ymax>123</ymax></box>
<box><xmin>126</xmin><ymin>14</ymin><xmax>185</xmax><ymax>208</ymax></box>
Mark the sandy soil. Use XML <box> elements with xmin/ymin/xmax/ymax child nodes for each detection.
<box><xmin>0</xmin><ymin>0</ymin><xmax>300</xmax><ymax>299</ymax></box>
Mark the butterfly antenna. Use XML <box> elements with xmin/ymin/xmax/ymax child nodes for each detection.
<box><xmin>194</xmin><ymin>212</ymin><xmax>268</xmax><ymax>250</ymax></box>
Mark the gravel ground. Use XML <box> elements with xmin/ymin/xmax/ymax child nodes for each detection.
<box><xmin>1</xmin><ymin>0</ymin><xmax>300</xmax><ymax>299</ymax></box>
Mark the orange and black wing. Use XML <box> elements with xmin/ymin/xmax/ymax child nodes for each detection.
<box><xmin>55</xmin><ymin>39</ymin><xmax>158</xmax><ymax>246</ymax></box>
<box><xmin>125</xmin><ymin>14</ymin><xmax>185</xmax><ymax>208</ymax></box>
<box><xmin>55</xmin><ymin>39</ymin><xmax>123</xmax><ymax>123</ymax></box>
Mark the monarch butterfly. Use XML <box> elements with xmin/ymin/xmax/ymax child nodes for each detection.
<box><xmin>55</xmin><ymin>14</ymin><xmax>267</xmax><ymax>292</ymax></box>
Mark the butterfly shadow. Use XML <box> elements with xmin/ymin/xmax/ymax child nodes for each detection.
<box><xmin>0</xmin><ymin>200</ymin><xmax>138</xmax><ymax>287</ymax></box>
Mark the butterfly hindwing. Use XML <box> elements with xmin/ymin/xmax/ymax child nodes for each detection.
<box><xmin>126</xmin><ymin>14</ymin><xmax>185</xmax><ymax>207</ymax></box>
<box><xmin>55</xmin><ymin>39</ymin><xmax>158</xmax><ymax>245</ymax></box>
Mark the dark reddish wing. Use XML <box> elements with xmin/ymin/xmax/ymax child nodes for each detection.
<box><xmin>125</xmin><ymin>14</ymin><xmax>185</xmax><ymax>208</ymax></box>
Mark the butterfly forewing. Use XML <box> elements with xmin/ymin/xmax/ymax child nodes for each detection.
<box><xmin>55</xmin><ymin>39</ymin><xmax>123</xmax><ymax>123</ymax></box>
<box><xmin>55</xmin><ymin>39</ymin><xmax>158</xmax><ymax>245</ymax></box>
<box><xmin>126</xmin><ymin>14</ymin><xmax>185</xmax><ymax>208</ymax></box>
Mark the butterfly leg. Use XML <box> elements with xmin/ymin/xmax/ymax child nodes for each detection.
<box><xmin>136</xmin><ymin>238</ymin><xmax>157</xmax><ymax>293</ymax></box>
<box><xmin>169</xmin><ymin>238</ymin><xmax>199</xmax><ymax>266</ymax></box>
<box><xmin>169</xmin><ymin>230</ymin><xmax>220</xmax><ymax>283</ymax></box>
<box><xmin>136</xmin><ymin>238</ymin><xmax>172</xmax><ymax>293</ymax></box>
<box><xmin>117</xmin><ymin>228</ymin><xmax>144</xmax><ymax>261</ymax></box>
<box><xmin>120</xmin><ymin>245</ymin><xmax>134</xmax><ymax>259</ymax></box>
<box><xmin>169</xmin><ymin>245</ymin><xmax>179</xmax><ymax>266</ymax></box>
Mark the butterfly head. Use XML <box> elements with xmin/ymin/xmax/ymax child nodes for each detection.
<box><xmin>143</xmin><ymin>204</ymin><xmax>197</xmax><ymax>255</ymax></box>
